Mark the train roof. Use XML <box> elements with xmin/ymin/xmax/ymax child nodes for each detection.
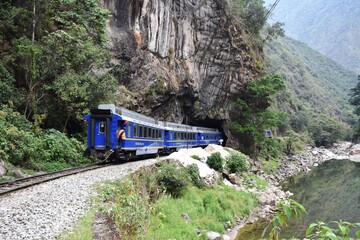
<box><xmin>97</xmin><ymin>104</ymin><xmax>219</xmax><ymax>133</ymax></box>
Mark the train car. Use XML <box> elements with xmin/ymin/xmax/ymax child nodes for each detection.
<box><xmin>196</xmin><ymin>127</ymin><xmax>223</xmax><ymax>146</ymax></box>
<box><xmin>84</xmin><ymin>104</ymin><xmax>165</xmax><ymax>160</ymax></box>
<box><xmin>84</xmin><ymin>104</ymin><xmax>223</xmax><ymax>161</ymax></box>
<box><xmin>164</xmin><ymin>122</ymin><xmax>198</xmax><ymax>152</ymax></box>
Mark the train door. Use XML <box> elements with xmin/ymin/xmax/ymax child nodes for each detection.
<box><xmin>94</xmin><ymin>120</ymin><xmax>107</xmax><ymax>149</ymax></box>
<box><xmin>89</xmin><ymin>108</ymin><xmax>112</xmax><ymax>150</ymax></box>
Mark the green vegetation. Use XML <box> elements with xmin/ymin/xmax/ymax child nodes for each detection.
<box><xmin>266</xmin><ymin>36</ymin><xmax>356</xmax><ymax>125</ymax></box>
<box><xmin>206</xmin><ymin>152</ymin><xmax>224</xmax><ymax>172</ymax></box>
<box><xmin>232</xmin><ymin>74</ymin><xmax>286</xmax><ymax>158</ymax></box>
<box><xmin>156</xmin><ymin>162</ymin><xmax>191</xmax><ymax>197</ymax></box>
<box><xmin>97</xmin><ymin>161</ymin><xmax>258</xmax><ymax>239</ymax></box>
<box><xmin>191</xmin><ymin>155</ymin><xmax>201</xmax><ymax>160</ymax></box>
<box><xmin>349</xmin><ymin>76</ymin><xmax>360</xmax><ymax>142</ymax></box>
<box><xmin>261</xmin><ymin>199</ymin><xmax>360</xmax><ymax>240</ymax></box>
<box><xmin>62</xmin><ymin>209</ymin><xmax>96</xmax><ymax>240</ymax></box>
<box><xmin>263</xmin><ymin>199</ymin><xmax>307</xmax><ymax>240</ymax></box>
<box><xmin>0</xmin><ymin>0</ymin><xmax>116</xmax><ymax>131</ymax></box>
<box><xmin>266</xmin><ymin>36</ymin><xmax>356</xmax><ymax>146</ymax></box>
<box><xmin>265</xmin><ymin>0</ymin><xmax>360</xmax><ymax>73</ymax></box>
<box><xmin>230</xmin><ymin>0</ymin><xmax>284</xmax><ymax>45</ymax></box>
<box><xmin>0</xmin><ymin>105</ymin><xmax>87</xmax><ymax>172</ymax></box>
<box><xmin>226</xmin><ymin>151</ymin><xmax>250</xmax><ymax>174</ymax></box>
<box><xmin>0</xmin><ymin>0</ymin><xmax>115</xmax><ymax>172</ymax></box>
<box><xmin>306</xmin><ymin>221</ymin><xmax>360</xmax><ymax>240</ymax></box>
<box><xmin>147</xmin><ymin>186</ymin><xmax>257</xmax><ymax>239</ymax></box>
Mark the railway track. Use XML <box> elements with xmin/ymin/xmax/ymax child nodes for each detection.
<box><xmin>0</xmin><ymin>163</ymin><xmax>113</xmax><ymax>196</ymax></box>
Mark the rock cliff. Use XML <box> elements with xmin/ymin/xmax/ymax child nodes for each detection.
<box><xmin>101</xmin><ymin>0</ymin><xmax>259</xmax><ymax>147</ymax></box>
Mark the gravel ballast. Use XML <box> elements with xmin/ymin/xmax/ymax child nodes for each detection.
<box><xmin>0</xmin><ymin>159</ymin><xmax>157</xmax><ymax>240</ymax></box>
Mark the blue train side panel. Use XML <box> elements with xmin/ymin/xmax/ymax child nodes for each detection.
<box><xmin>84</xmin><ymin>104</ymin><xmax>224</xmax><ymax>161</ymax></box>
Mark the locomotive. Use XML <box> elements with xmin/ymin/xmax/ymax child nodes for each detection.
<box><xmin>84</xmin><ymin>104</ymin><xmax>223</xmax><ymax>161</ymax></box>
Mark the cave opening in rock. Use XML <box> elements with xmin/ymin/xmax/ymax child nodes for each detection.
<box><xmin>186</xmin><ymin>117</ymin><xmax>228</xmax><ymax>146</ymax></box>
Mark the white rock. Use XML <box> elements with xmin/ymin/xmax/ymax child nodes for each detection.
<box><xmin>178</xmin><ymin>147</ymin><xmax>211</xmax><ymax>161</ymax></box>
<box><xmin>205</xmin><ymin>144</ymin><xmax>231</xmax><ymax>159</ymax></box>
<box><xmin>222</xmin><ymin>234</ymin><xmax>231</xmax><ymax>240</ymax></box>
<box><xmin>165</xmin><ymin>152</ymin><xmax>216</xmax><ymax>179</ymax></box>
<box><xmin>206</xmin><ymin>231</ymin><xmax>222</xmax><ymax>240</ymax></box>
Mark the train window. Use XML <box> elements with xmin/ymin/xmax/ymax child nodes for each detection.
<box><xmin>144</xmin><ymin>127</ymin><xmax>148</xmax><ymax>138</ymax></box>
<box><xmin>151</xmin><ymin>128</ymin><xmax>155</xmax><ymax>139</ymax></box>
<box><xmin>127</xmin><ymin>124</ymin><xmax>131</xmax><ymax>137</ymax></box>
<box><xmin>134</xmin><ymin>125</ymin><xmax>138</xmax><ymax>137</ymax></box>
<box><xmin>158</xmin><ymin>130</ymin><xmax>161</xmax><ymax>139</ymax></box>
<box><xmin>139</xmin><ymin>126</ymin><xmax>143</xmax><ymax>138</ymax></box>
<box><xmin>99</xmin><ymin>122</ymin><xmax>106</xmax><ymax>133</ymax></box>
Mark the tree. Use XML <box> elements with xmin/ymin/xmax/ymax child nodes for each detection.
<box><xmin>0</xmin><ymin>0</ymin><xmax>116</xmax><ymax>133</ymax></box>
<box><xmin>349</xmin><ymin>75</ymin><xmax>360</xmax><ymax>142</ymax></box>
<box><xmin>308</xmin><ymin>114</ymin><xmax>347</xmax><ymax>147</ymax></box>
<box><xmin>232</xmin><ymin>74</ymin><xmax>286</xmax><ymax>157</ymax></box>
<box><xmin>349</xmin><ymin>75</ymin><xmax>360</xmax><ymax>115</ymax></box>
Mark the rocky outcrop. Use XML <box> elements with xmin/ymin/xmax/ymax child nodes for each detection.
<box><xmin>101</xmin><ymin>0</ymin><xmax>258</xmax><ymax>147</ymax></box>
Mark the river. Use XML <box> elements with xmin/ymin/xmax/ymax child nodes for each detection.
<box><xmin>236</xmin><ymin>159</ymin><xmax>360</xmax><ymax>239</ymax></box>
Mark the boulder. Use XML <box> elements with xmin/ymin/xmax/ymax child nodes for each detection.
<box><xmin>165</xmin><ymin>151</ymin><xmax>217</xmax><ymax>185</ymax></box>
<box><xmin>222</xmin><ymin>235</ymin><xmax>231</xmax><ymax>240</ymax></box>
<box><xmin>178</xmin><ymin>148</ymin><xmax>210</xmax><ymax>162</ymax></box>
<box><xmin>228</xmin><ymin>173</ymin><xmax>243</xmax><ymax>185</ymax></box>
<box><xmin>206</xmin><ymin>231</ymin><xmax>222</xmax><ymax>240</ymax></box>
<box><xmin>205</xmin><ymin>144</ymin><xmax>231</xmax><ymax>159</ymax></box>
<box><xmin>181</xmin><ymin>213</ymin><xmax>191</xmax><ymax>223</ymax></box>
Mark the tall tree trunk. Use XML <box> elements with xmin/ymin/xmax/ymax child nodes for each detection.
<box><xmin>32</xmin><ymin>0</ymin><xmax>36</xmax><ymax>42</ymax></box>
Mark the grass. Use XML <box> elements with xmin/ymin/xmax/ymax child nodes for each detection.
<box><xmin>146</xmin><ymin>186</ymin><xmax>258</xmax><ymax>239</ymax></box>
<box><xmin>62</xmin><ymin>209</ymin><xmax>96</xmax><ymax>240</ymax></box>
<box><xmin>246</xmin><ymin>174</ymin><xmax>268</xmax><ymax>190</ymax></box>
<box><xmin>67</xmin><ymin>162</ymin><xmax>259</xmax><ymax>239</ymax></box>
<box><xmin>260</xmin><ymin>158</ymin><xmax>282</xmax><ymax>174</ymax></box>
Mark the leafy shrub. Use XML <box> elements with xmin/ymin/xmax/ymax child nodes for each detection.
<box><xmin>186</xmin><ymin>164</ymin><xmax>206</xmax><ymax>189</ymax></box>
<box><xmin>0</xmin><ymin>105</ymin><xmax>87</xmax><ymax>171</ymax></box>
<box><xmin>226</xmin><ymin>152</ymin><xmax>250</xmax><ymax>174</ymax></box>
<box><xmin>306</xmin><ymin>220</ymin><xmax>360</xmax><ymax>239</ymax></box>
<box><xmin>206</xmin><ymin>152</ymin><xmax>224</xmax><ymax>172</ymax></box>
<box><xmin>130</xmin><ymin>166</ymin><xmax>160</xmax><ymax>202</ymax></box>
<box><xmin>156</xmin><ymin>162</ymin><xmax>190</xmax><ymax>197</ymax></box>
<box><xmin>260</xmin><ymin>138</ymin><xmax>283</xmax><ymax>161</ymax></box>
<box><xmin>108</xmin><ymin>179</ymin><xmax>151</xmax><ymax>239</ymax></box>
<box><xmin>191</xmin><ymin>155</ymin><xmax>201</xmax><ymax>160</ymax></box>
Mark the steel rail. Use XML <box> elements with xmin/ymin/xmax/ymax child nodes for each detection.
<box><xmin>0</xmin><ymin>163</ymin><xmax>113</xmax><ymax>196</ymax></box>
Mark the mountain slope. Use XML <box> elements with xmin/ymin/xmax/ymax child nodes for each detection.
<box><xmin>265</xmin><ymin>36</ymin><xmax>357</xmax><ymax>129</ymax></box>
<box><xmin>265</xmin><ymin>0</ymin><xmax>360</xmax><ymax>73</ymax></box>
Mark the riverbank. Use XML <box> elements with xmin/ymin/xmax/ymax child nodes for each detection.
<box><xmin>226</xmin><ymin>141</ymin><xmax>360</xmax><ymax>240</ymax></box>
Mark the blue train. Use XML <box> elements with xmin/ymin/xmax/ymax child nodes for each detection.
<box><xmin>84</xmin><ymin>104</ymin><xmax>223</xmax><ymax>161</ymax></box>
